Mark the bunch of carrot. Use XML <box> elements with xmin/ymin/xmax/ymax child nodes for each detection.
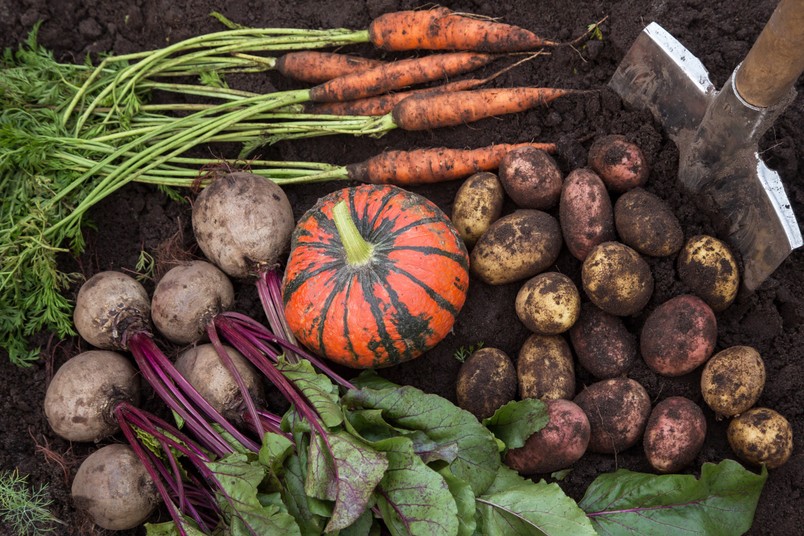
<box><xmin>1</xmin><ymin>6</ymin><xmax>603</xmax><ymax>364</ymax></box>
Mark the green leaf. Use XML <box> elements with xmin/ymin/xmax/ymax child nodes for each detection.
<box><xmin>258</xmin><ymin>432</ymin><xmax>295</xmax><ymax>491</ymax></box>
<box><xmin>350</xmin><ymin>370</ymin><xmax>400</xmax><ymax>390</ymax></box>
<box><xmin>579</xmin><ymin>459</ymin><xmax>768</xmax><ymax>536</ymax></box>
<box><xmin>476</xmin><ymin>466</ymin><xmax>596</xmax><ymax>536</ymax></box>
<box><xmin>304</xmin><ymin>430</ymin><xmax>388</xmax><ymax>532</ymax></box>
<box><xmin>145</xmin><ymin>519</ymin><xmax>208</xmax><ymax>536</ymax></box>
<box><xmin>338</xmin><ymin>508</ymin><xmax>377</xmax><ymax>536</ymax></box>
<box><xmin>482</xmin><ymin>399</ymin><xmax>548</xmax><ymax>450</ymax></box>
<box><xmin>343</xmin><ymin>385</ymin><xmax>500</xmax><ymax>495</ymax></box>
<box><xmin>373</xmin><ymin>436</ymin><xmax>459</xmax><ymax>536</ymax></box>
<box><xmin>206</xmin><ymin>452</ymin><xmax>301</xmax><ymax>536</ymax></box>
<box><xmin>437</xmin><ymin>468</ymin><xmax>477</xmax><ymax>536</ymax></box>
<box><xmin>282</xmin><ymin>452</ymin><xmax>327</xmax><ymax>536</ymax></box>
<box><xmin>277</xmin><ymin>356</ymin><xmax>343</xmax><ymax>428</ymax></box>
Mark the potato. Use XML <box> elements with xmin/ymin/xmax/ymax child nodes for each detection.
<box><xmin>456</xmin><ymin>347</ymin><xmax>517</xmax><ymax>420</ymax></box>
<box><xmin>700</xmin><ymin>346</ymin><xmax>765</xmax><ymax>418</ymax></box>
<box><xmin>728</xmin><ymin>407</ymin><xmax>793</xmax><ymax>469</ymax></box>
<box><xmin>581</xmin><ymin>241</ymin><xmax>654</xmax><ymax>316</ymax></box>
<box><xmin>517</xmin><ymin>334</ymin><xmax>575</xmax><ymax>400</ymax></box>
<box><xmin>559</xmin><ymin>168</ymin><xmax>616</xmax><ymax>261</ymax></box>
<box><xmin>451</xmin><ymin>172</ymin><xmax>505</xmax><ymax>247</ymax></box>
<box><xmin>569</xmin><ymin>302</ymin><xmax>637</xmax><ymax>379</ymax></box>
<box><xmin>573</xmin><ymin>377</ymin><xmax>652</xmax><ymax>454</ymax></box>
<box><xmin>504</xmin><ymin>399</ymin><xmax>591</xmax><ymax>474</ymax></box>
<box><xmin>643</xmin><ymin>396</ymin><xmax>707</xmax><ymax>473</ymax></box>
<box><xmin>640</xmin><ymin>294</ymin><xmax>717</xmax><ymax>377</ymax></box>
<box><xmin>498</xmin><ymin>147</ymin><xmax>563</xmax><ymax>209</ymax></box>
<box><xmin>588</xmin><ymin>134</ymin><xmax>649</xmax><ymax>192</ymax></box>
<box><xmin>677</xmin><ymin>235</ymin><xmax>740</xmax><ymax>312</ymax></box>
<box><xmin>470</xmin><ymin>210</ymin><xmax>562</xmax><ymax>285</ymax></box>
<box><xmin>515</xmin><ymin>272</ymin><xmax>581</xmax><ymax>335</ymax></box>
<box><xmin>614</xmin><ymin>188</ymin><xmax>683</xmax><ymax>257</ymax></box>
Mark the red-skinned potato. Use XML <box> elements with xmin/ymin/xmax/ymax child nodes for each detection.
<box><xmin>456</xmin><ymin>347</ymin><xmax>517</xmax><ymax>420</ymax></box>
<box><xmin>498</xmin><ymin>147</ymin><xmax>563</xmax><ymax>210</ymax></box>
<box><xmin>581</xmin><ymin>241</ymin><xmax>654</xmax><ymax>316</ymax></box>
<box><xmin>640</xmin><ymin>294</ymin><xmax>717</xmax><ymax>377</ymax></box>
<box><xmin>505</xmin><ymin>399</ymin><xmax>591</xmax><ymax>474</ymax></box>
<box><xmin>573</xmin><ymin>377</ymin><xmax>651</xmax><ymax>454</ymax></box>
<box><xmin>588</xmin><ymin>134</ymin><xmax>648</xmax><ymax>192</ymax></box>
<box><xmin>451</xmin><ymin>172</ymin><xmax>505</xmax><ymax>248</ymax></box>
<box><xmin>559</xmin><ymin>168</ymin><xmax>616</xmax><ymax>261</ymax></box>
<box><xmin>569</xmin><ymin>302</ymin><xmax>637</xmax><ymax>379</ymax></box>
<box><xmin>517</xmin><ymin>334</ymin><xmax>575</xmax><ymax>400</ymax></box>
<box><xmin>643</xmin><ymin>396</ymin><xmax>707</xmax><ymax>473</ymax></box>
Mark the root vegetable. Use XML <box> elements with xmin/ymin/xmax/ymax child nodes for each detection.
<box><xmin>455</xmin><ymin>347</ymin><xmax>517</xmax><ymax>420</ymax></box>
<box><xmin>504</xmin><ymin>399</ymin><xmax>590</xmax><ymax>474</ymax></box>
<box><xmin>587</xmin><ymin>134</ymin><xmax>648</xmax><ymax>192</ymax></box>
<box><xmin>73</xmin><ymin>271</ymin><xmax>151</xmax><ymax>350</ymax></box>
<box><xmin>517</xmin><ymin>334</ymin><xmax>575</xmax><ymax>400</ymax></box>
<box><xmin>700</xmin><ymin>346</ymin><xmax>766</xmax><ymax>418</ymax></box>
<box><xmin>451</xmin><ymin>172</ymin><xmax>505</xmax><ymax>248</ymax></box>
<box><xmin>640</xmin><ymin>294</ymin><xmax>717</xmax><ymax>377</ymax></box>
<box><xmin>515</xmin><ymin>272</ymin><xmax>581</xmax><ymax>335</ymax></box>
<box><xmin>470</xmin><ymin>210</ymin><xmax>562</xmax><ymax>285</ymax></box>
<box><xmin>275</xmin><ymin>51</ymin><xmax>385</xmax><ymax>84</ymax></box>
<box><xmin>559</xmin><ymin>168</ymin><xmax>616</xmax><ymax>261</ymax></box>
<box><xmin>643</xmin><ymin>396</ymin><xmax>707</xmax><ymax>473</ymax></box>
<box><xmin>71</xmin><ymin>444</ymin><xmax>159</xmax><ymax>530</ymax></box>
<box><xmin>573</xmin><ymin>377</ymin><xmax>651</xmax><ymax>454</ymax></box>
<box><xmin>581</xmin><ymin>241</ymin><xmax>654</xmax><ymax>316</ymax></box>
<box><xmin>569</xmin><ymin>302</ymin><xmax>637</xmax><ymax>379</ymax></box>
<box><xmin>192</xmin><ymin>172</ymin><xmax>295</xmax><ymax>279</ymax></box>
<box><xmin>175</xmin><ymin>344</ymin><xmax>264</xmax><ymax>422</ymax></box>
<box><xmin>498</xmin><ymin>147</ymin><xmax>563</xmax><ymax>210</ymax></box>
<box><xmin>677</xmin><ymin>234</ymin><xmax>740</xmax><ymax>312</ymax></box>
<box><xmin>44</xmin><ymin>350</ymin><xmax>140</xmax><ymax>442</ymax></box>
<box><xmin>150</xmin><ymin>260</ymin><xmax>235</xmax><ymax>344</ymax></box>
<box><xmin>614</xmin><ymin>187</ymin><xmax>683</xmax><ymax>257</ymax></box>
<box><xmin>728</xmin><ymin>407</ymin><xmax>793</xmax><ymax>469</ymax></box>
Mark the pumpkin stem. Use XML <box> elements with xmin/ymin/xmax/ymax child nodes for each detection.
<box><xmin>332</xmin><ymin>200</ymin><xmax>374</xmax><ymax>266</ymax></box>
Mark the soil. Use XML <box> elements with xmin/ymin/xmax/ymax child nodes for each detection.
<box><xmin>1</xmin><ymin>1</ymin><xmax>802</xmax><ymax>535</ymax></box>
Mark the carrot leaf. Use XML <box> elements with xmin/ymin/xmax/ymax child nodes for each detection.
<box><xmin>579</xmin><ymin>459</ymin><xmax>767</xmax><ymax>536</ymax></box>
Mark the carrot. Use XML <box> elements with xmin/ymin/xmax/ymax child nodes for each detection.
<box><xmin>275</xmin><ymin>51</ymin><xmax>385</xmax><ymax>84</ymax></box>
<box><xmin>368</xmin><ymin>7</ymin><xmax>558</xmax><ymax>52</ymax></box>
<box><xmin>345</xmin><ymin>142</ymin><xmax>558</xmax><ymax>186</ymax></box>
<box><xmin>308</xmin><ymin>51</ymin><xmax>496</xmax><ymax>102</ymax></box>
<box><xmin>391</xmin><ymin>87</ymin><xmax>579</xmax><ymax>131</ymax></box>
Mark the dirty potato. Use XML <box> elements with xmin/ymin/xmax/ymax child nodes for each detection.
<box><xmin>643</xmin><ymin>396</ymin><xmax>707</xmax><ymax>473</ymax></box>
<box><xmin>515</xmin><ymin>272</ymin><xmax>581</xmax><ymax>335</ymax></box>
<box><xmin>581</xmin><ymin>241</ymin><xmax>654</xmax><ymax>316</ymax></box>
<box><xmin>640</xmin><ymin>294</ymin><xmax>717</xmax><ymax>377</ymax></box>
<box><xmin>559</xmin><ymin>168</ymin><xmax>616</xmax><ymax>261</ymax></box>
<box><xmin>728</xmin><ymin>407</ymin><xmax>793</xmax><ymax>469</ymax></box>
<box><xmin>504</xmin><ymin>399</ymin><xmax>591</xmax><ymax>474</ymax></box>
<box><xmin>701</xmin><ymin>346</ymin><xmax>765</xmax><ymax>418</ymax></box>
<box><xmin>470</xmin><ymin>210</ymin><xmax>562</xmax><ymax>285</ymax></box>
<box><xmin>677</xmin><ymin>234</ymin><xmax>740</xmax><ymax>312</ymax></box>
<box><xmin>456</xmin><ymin>347</ymin><xmax>517</xmax><ymax>420</ymax></box>
<box><xmin>614</xmin><ymin>188</ymin><xmax>684</xmax><ymax>257</ymax></box>
<box><xmin>517</xmin><ymin>334</ymin><xmax>575</xmax><ymax>400</ymax></box>
<box><xmin>588</xmin><ymin>134</ymin><xmax>649</xmax><ymax>192</ymax></box>
<box><xmin>451</xmin><ymin>172</ymin><xmax>505</xmax><ymax>248</ymax></box>
<box><xmin>573</xmin><ymin>377</ymin><xmax>652</xmax><ymax>454</ymax></box>
<box><xmin>498</xmin><ymin>147</ymin><xmax>564</xmax><ymax>210</ymax></box>
<box><xmin>569</xmin><ymin>302</ymin><xmax>637</xmax><ymax>379</ymax></box>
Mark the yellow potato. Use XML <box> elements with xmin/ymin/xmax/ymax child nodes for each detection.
<box><xmin>581</xmin><ymin>241</ymin><xmax>654</xmax><ymax>316</ymax></box>
<box><xmin>728</xmin><ymin>407</ymin><xmax>793</xmax><ymax>469</ymax></box>
<box><xmin>515</xmin><ymin>272</ymin><xmax>581</xmax><ymax>335</ymax></box>
<box><xmin>701</xmin><ymin>346</ymin><xmax>765</xmax><ymax>418</ymax></box>
<box><xmin>517</xmin><ymin>334</ymin><xmax>575</xmax><ymax>400</ymax></box>
<box><xmin>677</xmin><ymin>234</ymin><xmax>740</xmax><ymax>312</ymax></box>
<box><xmin>451</xmin><ymin>172</ymin><xmax>505</xmax><ymax>248</ymax></box>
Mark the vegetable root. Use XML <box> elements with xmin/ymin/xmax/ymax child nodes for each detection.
<box><xmin>275</xmin><ymin>51</ymin><xmax>385</xmax><ymax>83</ymax></box>
<box><xmin>345</xmin><ymin>142</ymin><xmax>557</xmax><ymax>185</ymax></box>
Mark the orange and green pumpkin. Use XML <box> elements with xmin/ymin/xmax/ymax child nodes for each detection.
<box><xmin>282</xmin><ymin>184</ymin><xmax>470</xmax><ymax>368</ymax></box>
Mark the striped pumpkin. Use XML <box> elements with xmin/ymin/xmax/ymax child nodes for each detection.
<box><xmin>282</xmin><ymin>184</ymin><xmax>470</xmax><ymax>369</ymax></box>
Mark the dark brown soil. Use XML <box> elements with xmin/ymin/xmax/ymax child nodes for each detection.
<box><xmin>1</xmin><ymin>1</ymin><xmax>802</xmax><ymax>535</ymax></box>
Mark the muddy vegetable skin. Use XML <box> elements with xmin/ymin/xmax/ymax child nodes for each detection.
<box><xmin>455</xmin><ymin>347</ymin><xmax>517</xmax><ymax>420</ymax></box>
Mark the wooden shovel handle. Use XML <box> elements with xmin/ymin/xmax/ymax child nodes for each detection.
<box><xmin>735</xmin><ymin>0</ymin><xmax>804</xmax><ymax>108</ymax></box>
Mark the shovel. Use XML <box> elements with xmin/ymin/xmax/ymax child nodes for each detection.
<box><xmin>609</xmin><ymin>0</ymin><xmax>804</xmax><ymax>290</ymax></box>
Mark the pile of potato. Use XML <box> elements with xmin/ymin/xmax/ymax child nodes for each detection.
<box><xmin>452</xmin><ymin>136</ymin><xmax>794</xmax><ymax>475</ymax></box>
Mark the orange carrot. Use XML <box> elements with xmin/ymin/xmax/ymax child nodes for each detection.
<box><xmin>345</xmin><ymin>142</ymin><xmax>557</xmax><ymax>186</ymax></box>
<box><xmin>368</xmin><ymin>7</ymin><xmax>558</xmax><ymax>52</ymax></box>
<box><xmin>275</xmin><ymin>51</ymin><xmax>385</xmax><ymax>84</ymax></box>
<box><xmin>391</xmin><ymin>87</ymin><xmax>579</xmax><ymax>131</ymax></box>
<box><xmin>308</xmin><ymin>51</ymin><xmax>496</xmax><ymax>102</ymax></box>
